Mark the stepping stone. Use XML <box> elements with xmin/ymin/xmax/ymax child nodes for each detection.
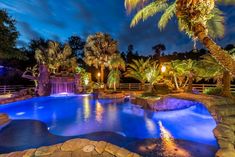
<box><xmin>61</xmin><ymin>138</ymin><xmax>89</xmax><ymax>151</ymax></box>
<box><xmin>95</xmin><ymin>141</ymin><xmax>107</xmax><ymax>154</ymax></box>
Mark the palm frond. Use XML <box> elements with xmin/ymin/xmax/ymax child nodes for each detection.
<box><xmin>217</xmin><ymin>0</ymin><xmax>235</xmax><ymax>5</ymax></box>
<box><xmin>130</xmin><ymin>0</ymin><xmax>168</xmax><ymax>27</ymax></box>
<box><xmin>125</xmin><ymin>0</ymin><xmax>145</xmax><ymax>13</ymax></box>
<box><xmin>207</xmin><ymin>7</ymin><xmax>225</xmax><ymax>39</ymax></box>
<box><xmin>158</xmin><ymin>2</ymin><xmax>176</xmax><ymax>30</ymax></box>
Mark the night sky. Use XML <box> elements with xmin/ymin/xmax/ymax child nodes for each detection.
<box><xmin>0</xmin><ymin>0</ymin><xmax>235</xmax><ymax>55</ymax></box>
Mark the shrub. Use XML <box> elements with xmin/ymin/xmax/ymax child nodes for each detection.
<box><xmin>140</xmin><ymin>92</ymin><xmax>159</xmax><ymax>98</ymax></box>
<box><xmin>203</xmin><ymin>87</ymin><xmax>222</xmax><ymax>96</ymax></box>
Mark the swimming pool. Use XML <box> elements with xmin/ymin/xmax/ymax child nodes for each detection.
<box><xmin>0</xmin><ymin>95</ymin><xmax>218</xmax><ymax>147</ymax></box>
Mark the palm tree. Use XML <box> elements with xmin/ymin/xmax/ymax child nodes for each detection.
<box><xmin>125</xmin><ymin>58</ymin><xmax>151</xmax><ymax>89</ymax></box>
<box><xmin>108</xmin><ymin>54</ymin><xmax>125</xmax><ymax>91</ymax></box>
<box><xmin>125</xmin><ymin>0</ymin><xmax>235</xmax><ymax>75</ymax></box>
<box><xmin>35</xmin><ymin>41</ymin><xmax>77</xmax><ymax>74</ymax></box>
<box><xmin>166</xmin><ymin>60</ymin><xmax>187</xmax><ymax>90</ymax></box>
<box><xmin>84</xmin><ymin>32</ymin><xmax>118</xmax><ymax>83</ymax></box>
<box><xmin>145</xmin><ymin>62</ymin><xmax>162</xmax><ymax>92</ymax></box>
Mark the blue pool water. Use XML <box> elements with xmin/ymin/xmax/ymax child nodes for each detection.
<box><xmin>0</xmin><ymin>95</ymin><xmax>218</xmax><ymax>146</ymax></box>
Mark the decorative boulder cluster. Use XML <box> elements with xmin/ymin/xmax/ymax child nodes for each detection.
<box><xmin>0</xmin><ymin>138</ymin><xmax>141</xmax><ymax>157</ymax></box>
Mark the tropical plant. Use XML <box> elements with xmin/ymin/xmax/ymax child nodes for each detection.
<box><xmin>125</xmin><ymin>0</ymin><xmax>235</xmax><ymax>75</ymax></box>
<box><xmin>201</xmin><ymin>53</ymin><xmax>234</xmax><ymax>97</ymax></box>
<box><xmin>165</xmin><ymin>60</ymin><xmax>187</xmax><ymax>90</ymax></box>
<box><xmin>145</xmin><ymin>62</ymin><xmax>162</xmax><ymax>92</ymax></box>
<box><xmin>75</xmin><ymin>67</ymin><xmax>90</xmax><ymax>86</ymax></box>
<box><xmin>165</xmin><ymin>59</ymin><xmax>206</xmax><ymax>92</ymax></box>
<box><xmin>35</xmin><ymin>41</ymin><xmax>77</xmax><ymax>75</ymax></box>
<box><xmin>84</xmin><ymin>32</ymin><xmax>118</xmax><ymax>83</ymax></box>
<box><xmin>125</xmin><ymin>58</ymin><xmax>151</xmax><ymax>89</ymax></box>
<box><xmin>22</xmin><ymin>65</ymin><xmax>39</xmax><ymax>88</ymax></box>
<box><xmin>201</xmin><ymin>54</ymin><xmax>224</xmax><ymax>85</ymax></box>
<box><xmin>203</xmin><ymin>87</ymin><xmax>222</xmax><ymax>96</ymax></box>
<box><xmin>108</xmin><ymin>54</ymin><xmax>125</xmax><ymax>91</ymax></box>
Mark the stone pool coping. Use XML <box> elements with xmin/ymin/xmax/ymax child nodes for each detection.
<box><xmin>0</xmin><ymin>138</ymin><xmax>141</xmax><ymax>157</ymax></box>
<box><xmin>132</xmin><ymin>93</ymin><xmax>235</xmax><ymax>157</ymax></box>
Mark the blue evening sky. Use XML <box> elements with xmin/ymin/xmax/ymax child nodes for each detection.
<box><xmin>0</xmin><ymin>0</ymin><xmax>234</xmax><ymax>55</ymax></box>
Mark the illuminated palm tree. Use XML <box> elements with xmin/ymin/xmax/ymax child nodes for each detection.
<box><xmin>84</xmin><ymin>32</ymin><xmax>118</xmax><ymax>83</ymax></box>
<box><xmin>108</xmin><ymin>54</ymin><xmax>125</xmax><ymax>91</ymax></box>
<box><xmin>125</xmin><ymin>0</ymin><xmax>235</xmax><ymax>75</ymax></box>
<box><xmin>35</xmin><ymin>41</ymin><xmax>77</xmax><ymax>74</ymax></box>
<box><xmin>166</xmin><ymin>59</ymin><xmax>200</xmax><ymax>91</ymax></box>
<box><xmin>145</xmin><ymin>62</ymin><xmax>162</xmax><ymax>92</ymax></box>
<box><xmin>125</xmin><ymin>58</ymin><xmax>151</xmax><ymax>89</ymax></box>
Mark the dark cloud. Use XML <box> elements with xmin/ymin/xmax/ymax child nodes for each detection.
<box><xmin>21</xmin><ymin>0</ymin><xmax>66</xmax><ymax>29</ymax></box>
<box><xmin>18</xmin><ymin>21</ymin><xmax>41</xmax><ymax>40</ymax></box>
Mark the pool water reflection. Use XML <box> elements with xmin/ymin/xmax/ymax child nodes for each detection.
<box><xmin>0</xmin><ymin>95</ymin><xmax>218</xmax><ymax>146</ymax></box>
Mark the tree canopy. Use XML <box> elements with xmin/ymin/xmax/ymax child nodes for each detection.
<box><xmin>0</xmin><ymin>9</ymin><xmax>26</xmax><ymax>60</ymax></box>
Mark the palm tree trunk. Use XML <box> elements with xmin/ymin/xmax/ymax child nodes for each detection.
<box><xmin>187</xmin><ymin>75</ymin><xmax>193</xmax><ymax>93</ymax></box>
<box><xmin>114</xmin><ymin>82</ymin><xmax>116</xmax><ymax>91</ymax></box>
<box><xmin>222</xmin><ymin>70</ymin><xmax>232</xmax><ymax>97</ymax></box>
<box><xmin>183</xmin><ymin>77</ymin><xmax>189</xmax><ymax>88</ymax></box>
<box><xmin>173</xmin><ymin>74</ymin><xmax>179</xmax><ymax>90</ymax></box>
<box><xmin>100</xmin><ymin>64</ymin><xmax>104</xmax><ymax>83</ymax></box>
<box><xmin>193</xmin><ymin>23</ymin><xmax>235</xmax><ymax>75</ymax></box>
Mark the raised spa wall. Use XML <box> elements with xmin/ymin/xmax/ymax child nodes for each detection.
<box><xmin>131</xmin><ymin>93</ymin><xmax>235</xmax><ymax>157</ymax></box>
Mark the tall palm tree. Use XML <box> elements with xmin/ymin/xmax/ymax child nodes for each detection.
<box><xmin>125</xmin><ymin>0</ymin><xmax>235</xmax><ymax>75</ymax></box>
<box><xmin>125</xmin><ymin>58</ymin><xmax>151</xmax><ymax>89</ymax></box>
<box><xmin>108</xmin><ymin>54</ymin><xmax>125</xmax><ymax>91</ymax></box>
<box><xmin>84</xmin><ymin>32</ymin><xmax>118</xmax><ymax>83</ymax></box>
